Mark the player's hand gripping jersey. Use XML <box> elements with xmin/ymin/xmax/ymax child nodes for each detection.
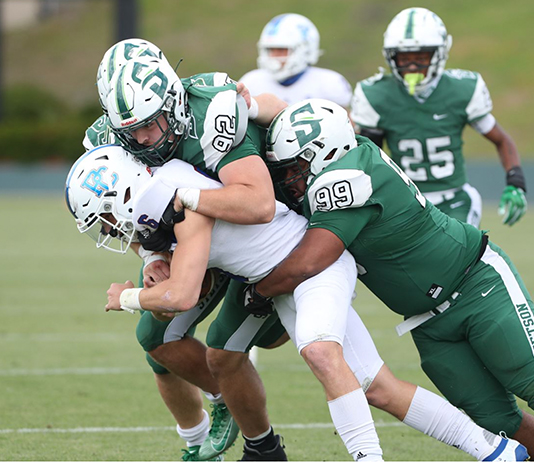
<box><xmin>303</xmin><ymin>135</ymin><xmax>486</xmax><ymax>317</ymax></box>
<box><xmin>133</xmin><ymin>159</ymin><xmax>307</xmax><ymax>282</ymax></box>
<box><xmin>350</xmin><ymin>70</ymin><xmax>493</xmax><ymax>193</ymax></box>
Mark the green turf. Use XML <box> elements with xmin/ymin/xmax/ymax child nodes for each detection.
<box><xmin>0</xmin><ymin>195</ymin><xmax>532</xmax><ymax>460</ymax></box>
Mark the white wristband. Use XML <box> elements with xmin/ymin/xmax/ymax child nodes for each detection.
<box><xmin>177</xmin><ymin>188</ymin><xmax>201</xmax><ymax>212</ymax></box>
<box><xmin>248</xmin><ymin>97</ymin><xmax>259</xmax><ymax>120</ymax></box>
<box><xmin>137</xmin><ymin>247</ymin><xmax>167</xmax><ymax>267</ymax></box>
<box><xmin>120</xmin><ymin>288</ymin><xmax>143</xmax><ymax>311</ymax></box>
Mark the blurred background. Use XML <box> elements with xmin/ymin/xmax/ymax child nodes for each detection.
<box><xmin>0</xmin><ymin>0</ymin><xmax>532</xmax><ymax>184</ymax></box>
<box><xmin>0</xmin><ymin>3</ymin><xmax>532</xmax><ymax>459</ymax></box>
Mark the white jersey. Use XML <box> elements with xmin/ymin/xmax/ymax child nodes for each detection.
<box><xmin>133</xmin><ymin>159</ymin><xmax>308</xmax><ymax>282</ymax></box>
<box><xmin>240</xmin><ymin>67</ymin><xmax>352</xmax><ymax>108</ymax></box>
<box><xmin>134</xmin><ymin>160</ymin><xmax>383</xmax><ymax>392</ymax></box>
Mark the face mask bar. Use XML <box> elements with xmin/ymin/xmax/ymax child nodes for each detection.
<box><xmin>76</xmin><ymin>197</ymin><xmax>137</xmax><ymax>254</ymax></box>
<box><xmin>268</xmin><ymin>156</ymin><xmax>311</xmax><ymax>213</ymax></box>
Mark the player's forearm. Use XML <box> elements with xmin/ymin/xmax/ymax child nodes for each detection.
<box><xmin>256</xmin><ymin>263</ymin><xmax>312</xmax><ymax>298</ymax></box>
<box><xmin>139</xmin><ymin>281</ymin><xmax>200</xmax><ymax>313</ymax></box>
<box><xmin>196</xmin><ymin>184</ymin><xmax>275</xmax><ymax>224</ymax></box>
<box><xmin>496</xmin><ymin>136</ymin><xmax>521</xmax><ymax>172</ymax></box>
<box><xmin>256</xmin><ymin>228</ymin><xmax>346</xmax><ymax>297</ymax></box>
<box><xmin>252</xmin><ymin>93</ymin><xmax>288</xmax><ymax>127</ymax></box>
<box><xmin>256</xmin><ymin>248</ymin><xmax>331</xmax><ymax>297</ymax></box>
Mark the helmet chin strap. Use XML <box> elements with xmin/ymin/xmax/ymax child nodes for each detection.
<box><xmin>404</xmin><ymin>73</ymin><xmax>425</xmax><ymax>95</ymax></box>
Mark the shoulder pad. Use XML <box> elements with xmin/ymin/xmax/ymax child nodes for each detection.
<box><xmin>307</xmin><ymin>168</ymin><xmax>372</xmax><ymax>215</ymax></box>
<box><xmin>200</xmin><ymin>90</ymin><xmax>246</xmax><ymax>171</ymax></box>
<box><xmin>187</xmin><ymin>72</ymin><xmax>235</xmax><ymax>88</ymax></box>
<box><xmin>361</xmin><ymin>68</ymin><xmax>386</xmax><ymax>86</ymax></box>
<box><xmin>83</xmin><ymin>115</ymin><xmax>116</xmax><ymax>150</ymax></box>
<box><xmin>350</xmin><ymin>82</ymin><xmax>380</xmax><ymax>129</ymax></box>
<box><xmin>133</xmin><ymin>177</ymin><xmax>177</xmax><ymax>232</ymax></box>
<box><xmin>466</xmin><ymin>73</ymin><xmax>493</xmax><ymax>121</ymax></box>
<box><xmin>444</xmin><ymin>69</ymin><xmax>478</xmax><ymax>81</ymax></box>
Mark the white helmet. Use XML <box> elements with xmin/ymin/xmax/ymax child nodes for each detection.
<box><xmin>383</xmin><ymin>7</ymin><xmax>452</xmax><ymax>95</ymax></box>
<box><xmin>65</xmin><ymin>145</ymin><xmax>152</xmax><ymax>253</ymax></box>
<box><xmin>265</xmin><ymin>98</ymin><xmax>356</xmax><ymax>209</ymax></box>
<box><xmin>106</xmin><ymin>58</ymin><xmax>190</xmax><ymax>167</ymax></box>
<box><xmin>257</xmin><ymin>13</ymin><xmax>322</xmax><ymax>83</ymax></box>
<box><xmin>96</xmin><ymin>38</ymin><xmax>169</xmax><ymax>113</ymax></box>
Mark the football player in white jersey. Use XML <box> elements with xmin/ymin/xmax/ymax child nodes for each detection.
<box><xmin>72</xmin><ymin>144</ymin><xmax>529</xmax><ymax>462</ymax></box>
<box><xmin>350</xmin><ymin>7</ymin><xmax>527</xmax><ymax>228</ymax></box>
<box><xmin>240</xmin><ymin>13</ymin><xmax>352</xmax><ymax>108</ymax></box>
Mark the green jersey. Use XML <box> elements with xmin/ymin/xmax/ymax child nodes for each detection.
<box><xmin>83</xmin><ymin>72</ymin><xmax>265</xmax><ymax>179</ymax></box>
<box><xmin>178</xmin><ymin>73</ymin><xmax>265</xmax><ymax>178</ymax></box>
<box><xmin>350</xmin><ymin>70</ymin><xmax>493</xmax><ymax>192</ymax></box>
<box><xmin>303</xmin><ymin>135</ymin><xmax>484</xmax><ymax>317</ymax></box>
<box><xmin>83</xmin><ymin>114</ymin><xmax>118</xmax><ymax>150</ymax></box>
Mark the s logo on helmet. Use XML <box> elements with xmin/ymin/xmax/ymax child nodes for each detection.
<box><xmin>82</xmin><ymin>166</ymin><xmax>118</xmax><ymax>198</ymax></box>
<box><xmin>290</xmin><ymin>102</ymin><xmax>322</xmax><ymax>148</ymax></box>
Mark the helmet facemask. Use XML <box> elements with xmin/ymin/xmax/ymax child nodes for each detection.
<box><xmin>77</xmin><ymin>190</ymin><xmax>137</xmax><ymax>254</ymax></box>
<box><xmin>107</xmin><ymin>59</ymin><xmax>190</xmax><ymax>167</ymax></box>
<box><xmin>268</xmin><ymin>152</ymin><xmax>314</xmax><ymax>213</ymax></box>
<box><xmin>113</xmin><ymin>92</ymin><xmax>187</xmax><ymax>167</ymax></box>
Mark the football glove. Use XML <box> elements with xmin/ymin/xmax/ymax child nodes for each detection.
<box><xmin>138</xmin><ymin>194</ymin><xmax>186</xmax><ymax>252</ymax></box>
<box><xmin>138</xmin><ymin>226</ymin><xmax>174</xmax><ymax>252</ymax></box>
<box><xmin>498</xmin><ymin>185</ymin><xmax>527</xmax><ymax>226</ymax></box>
<box><xmin>499</xmin><ymin>167</ymin><xmax>527</xmax><ymax>226</ymax></box>
<box><xmin>243</xmin><ymin>284</ymin><xmax>273</xmax><ymax>318</ymax></box>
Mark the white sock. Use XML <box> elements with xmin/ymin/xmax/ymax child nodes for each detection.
<box><xmin>203</xmin><ymin>391</ymin><xmax>225</xmax><ymax>405</ymax></box>
<box><xmin>328</xmin><ymin>388</ymin><xmax>383</xmax><ymax>461</ymax></box>
<box><xmin>176</xmin><ymin>408</ymin><xmax>210</xmax><ymax>448</ymax></box>
<box><xmin>403</xmin><ymin>386</ymin><xmax>498</xmax><ymax>460</ymax></box>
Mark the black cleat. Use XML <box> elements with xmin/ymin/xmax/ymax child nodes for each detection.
<box><xmin>240</xmin><ymin>434</ymin><xmax>287</xmax><ymax>461</ymax></box>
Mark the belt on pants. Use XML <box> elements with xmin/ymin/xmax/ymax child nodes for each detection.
<box><xmin>395</xmin><ymin>291</ymin><xmax>460</xmax><ymax>336</ymax></box>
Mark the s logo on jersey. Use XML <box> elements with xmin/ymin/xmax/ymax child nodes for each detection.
<box><xmin>82</xmin><ymin>166</ymin><xmax>118</xmax><ymax>198</ymax></box>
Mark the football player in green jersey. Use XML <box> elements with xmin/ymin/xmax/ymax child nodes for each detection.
<box><xmin>253</xmin><ymin>98</ymin><xmax>534</xmax><ymax>456</ymax></box>
<box><xmin>350</xmin><ymin>7</ymin><xmax>527</xmax><ymax>228</ymax></box>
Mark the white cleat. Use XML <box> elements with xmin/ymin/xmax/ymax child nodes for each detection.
<box><xmin>482</xmin><ymin>436</ymin><xmax>530</xmax><ymax>461</ymax></box>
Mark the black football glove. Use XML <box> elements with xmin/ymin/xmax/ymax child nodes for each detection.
<box><xmin>138</xmin><ymin>192</ymin><xmax>186</xmax><ymax>252</ymax></box>
<box><xmin>243</xmin><ymin>284</ymin><xmax>274</xmax><ymax>318</ymax></box>
<box><xmin>138</xmin><ymin>226</ymin><xmax>174</xmax><ymax>252</ymax></box>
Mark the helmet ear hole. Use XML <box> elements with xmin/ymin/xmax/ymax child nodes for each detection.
<box><xmin>123</xmin><ymin>187</ymin><xmax>131</xmax><ymax>204</ymax></box>
<box><xmin>324</xmin><ymin>149</ymin><xmax>337</xmax><ymax>161</ymax></box>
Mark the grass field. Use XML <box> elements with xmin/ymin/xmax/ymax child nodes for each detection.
<box><xmin>1</xmin><ymin>195</ymin><xmax>533</xmax><ymax>461</ymax></box>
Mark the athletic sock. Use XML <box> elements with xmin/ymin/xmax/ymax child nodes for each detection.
<box><xmin>403</xmin><ymin>386</ymin><xmax>498</xmax><ymax>460</ymax></box>
<box><xmin>328</xmin><ymin>388</ymin><xmax>384</xmax><ymax>461</ymax></box>
<box><xmin>203</xmin><ymin>391</ymin><xmax>225</xmax><ymax>405</ymax></box>
<box><xmin>244</xmin><ymin>426</ymin><xmax>278</xmax><ymax>452</ymax></box>
<box><xmin>176</xmin><ymin>408</ymin><xmax>210</xmax><ymax>448</ymax></box>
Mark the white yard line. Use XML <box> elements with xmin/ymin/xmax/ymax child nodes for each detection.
<box><xmin>0</xmin><ymin>421</ymin><xmax>404</xmax><ymax>435</ymax></box>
